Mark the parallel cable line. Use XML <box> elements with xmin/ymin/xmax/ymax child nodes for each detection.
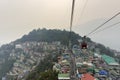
<box><xmin>79</xmin><ymin>0</ymin><xmax>88</xmax><ymax>20</ymax></box>
<box><xmin>90</xmin><ymin>21</ymin><xmax>120</xmax><ymax>35</ymax></box>
<box><xmin>86</xmin><ymin>12</ymin><xmax>120</xmax><ymax>36</ymax></box>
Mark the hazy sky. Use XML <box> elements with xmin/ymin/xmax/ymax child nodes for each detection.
<box><xmin>0</xmin><ymin>0</ymin><xmax>120</xmax><ymax>51</ymax></box>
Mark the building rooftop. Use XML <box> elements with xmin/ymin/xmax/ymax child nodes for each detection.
<box><xmin>81</xmin><ymin>73</ymin><xmax>95</xmax><ymax>80</ymax></box>
<box><xmin>102</xmin><ymin>55</ymin><xmax>119</xmax><ymax>66</ymax></box>
<box><xmin>58</xmin><ymin>73</ymin><xmax>70</xmax><ymax>79</ymax></box>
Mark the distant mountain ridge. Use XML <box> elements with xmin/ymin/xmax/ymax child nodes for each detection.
<box><xmin>16</xmin><ymin>28</ymin><xmax>84</xmax><ymax>46</ymax></box>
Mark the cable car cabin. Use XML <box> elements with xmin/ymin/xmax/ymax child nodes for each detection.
<box><xmin>81</xmin><ymin>41</ymin><xmax>87</xmax><ymax>49</ymax></box>
<box><xmin>81</xmin><ymin>36</ymin><xmax>87</xmax><ymax>49</ymax></box>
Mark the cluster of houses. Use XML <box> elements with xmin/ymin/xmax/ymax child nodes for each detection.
<box><xmin>3</xmin><ymin>41</ymin><xmax>61</xmax><ymax>80</ymax></box>
<box><xmin>1</xmin><ymin>40</ymin><xmax>119</xmax><ymax>80</ymax></box>
<box><xmin>53</xmin><ymin>49</ymin><xmax>71</xmax><ymax>80</ymax></box>
<box><xmin>53</xmin><ymin>44</ymin><xmax>120</xmax><ymax>80</ymax></box>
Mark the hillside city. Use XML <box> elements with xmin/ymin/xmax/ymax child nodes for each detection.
<box><xmin>0</xmin><ymin>40</ymin><xmax>120</xmax><ymax>80</ymax></box>
<box><xmin>0</xmin><ymin>0</ymin><xmax>120</xmax><ymax>80</ymax></box>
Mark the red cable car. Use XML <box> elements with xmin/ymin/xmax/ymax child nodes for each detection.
<box><xmin>81</xmin><ymin>36</ymin><xmax>87</xmax><ymax>49</ymax></box>
<box><xmin>81</xmin><ymin>41</ymin><xmax>87</xmax><ymax>49</ymax></box>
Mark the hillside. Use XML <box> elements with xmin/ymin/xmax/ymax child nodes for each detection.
<box><xmin>0</xmin><ymin>28</ymin><xmax>117</xmax><ymax>80</ymax></box>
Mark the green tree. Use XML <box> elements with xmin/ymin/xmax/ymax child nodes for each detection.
<box><xmin>38</xmin><ymin>70</ymin><xmax>58</xmax><ymax>80</ymax></box>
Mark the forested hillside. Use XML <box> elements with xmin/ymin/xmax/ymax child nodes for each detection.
<box><xmin>16</xmin><ymin>28</ymin><xmax>83</xmax><ymax>45</ymax></box>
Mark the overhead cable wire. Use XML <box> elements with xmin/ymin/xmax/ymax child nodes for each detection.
<box><xmin>90</xmin><ymin>21</ymin><xmax>120</xmax><ymax>35</ymax></box>
<box><xmin>69</xmin><ymin>0</ymin><xmax>75</xmax><ymax>48</ymax></box>
<box><xmin>79</xmin><ymin>0</ymin><xmax>88</xmax><ymax>20</ymax></box>
<box><xmin>69</xmin><ymin>1</ymin><xmax>76</xmax><ymax>80</ymax></box>
<box><xmin>70</xmin><ymin>0</ymin><xmax>75</xmax><ymax>34</ymax></box>
<box><xmin>86</xmin><ymin>12</ymin><xmax>120</xmax><ymax>36</ymax></box>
